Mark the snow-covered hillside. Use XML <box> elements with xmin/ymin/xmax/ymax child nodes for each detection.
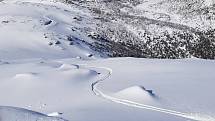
<box><xmin>60</xmin><ymin>0</ymin><xmax>215</xmax><ymax>59</ymax></box>
<box><xmin>2</xmin><ymin>0</ymin><xmax>214</xmax><ymax>60</ymax></box>
<box><xmin>0</xmin><ymin>0</ymin><xmax>215</xmax><ymax>121</ymax></box>
<box><xmin>0</xmin><ymin>0</ymin><xmax>108</xmax><ymax>60</ymax></box>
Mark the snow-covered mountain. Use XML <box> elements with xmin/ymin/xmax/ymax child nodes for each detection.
<box><xmin>1</xmin><ymin>0</ymin><xmax>214</xmax><ymax>60</ymax></box>
<box><xmin>60</xmin><ymin>0</ymin><xmax>215</xmax><ymax>59</ymax></box>
<box><xmin>0</xmin><ymin>0</ymin><xmax>215</xmax><ymax>121</ymax></box>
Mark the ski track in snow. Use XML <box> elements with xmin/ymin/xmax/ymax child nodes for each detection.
<box><xmin>89</xmin><ymin>66</ymin><xmax>215</xmax><ymax>121</ymax></box>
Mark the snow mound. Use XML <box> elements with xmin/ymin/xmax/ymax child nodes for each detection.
<box><xmin>64</xmin><ymin>69</ymin><xmax>98</xmax><ymax>79</ymax></box>
<box><xmin>113</xmin><ymin>86</ymin><xmax>157</xmax><ymax>103</ymax></box>
<box><xmin>0</xmin><ymin>106</ymin><xmax>67</xmax><ymax>121</ymax></box>
<box><xmin>37</xmin><ymin>61</ymin><xmax>63</xmax><ymax>68</ymax></box>
<box><xmin>14</xmin><ymin>73</ymin><xmax>38</xmax><ymax>79</ymax></box>
<box><xmin>59</xmin><ymin>64</ymin><xmax>78</xmax><ymax>70</ymax></box>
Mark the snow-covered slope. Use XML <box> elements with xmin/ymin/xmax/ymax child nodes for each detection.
<box><xmin>1</xmin><ymin>0</ymin><xmax>214</xmax><ymax>59</ymax></box>
<box><xmin>1</xmin><ymin>57</ymin><xmax>215</xmax><ymax>121</ymax></box>
<box><xmin>0</xmin><ymin>0</ymin><xmax>106</xmax><ymax>60</ymax></box>
<box><xmin>60</xmin><ymin>0</ymin><xmax>215</xmax><ymax>59</ymax></box>
<box><xmin>0</xmin><ymin>106</ymin><xmax>67</xmax><ymax>121</ymax></box>
<box><xmin>0</xmin><ymin>0</ymin><xmax>215</xmax><ymax>121</ymax></box>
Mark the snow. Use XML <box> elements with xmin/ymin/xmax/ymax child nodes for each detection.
<box><xmin>204</xmin><ymin>0</ymin><xmax>214</xmax><ymax>6</ymax></box>
<box><xmin>0</xmin><ymin>0</ymin><xmax>215</xmax><ymax>121</ymax></box>
<box><xmin>47</xmin><ymin>112</ymin><xmax>63</xmax><ymax>117</ymax></box>
<box><xmin>1</xmin><ymin>57</ymin><xmax>215</xmax><ymax>121</ymax></box>
<box><xmin>58</xmin><ymin>64</ymin><xmax>78</xmax><ymax>70</ymax></box>
<box><xmin>113</xmin><ymin>86</ymin><xmax>157</xmax><ymax>104</ymax></box>
<box><xmin>134</xmin><ymin>0</ymin><xmax>215</xmax><ymax>29</ymax></box>
<box><xmin>0</xmin><ymin>0</ymin><xmax>99</xmax><ymax>60</ymax></box>
<box><xmin>0</xmin><ymin>106</ymin><xmax>67</xmax><ymax>121</ymax></box>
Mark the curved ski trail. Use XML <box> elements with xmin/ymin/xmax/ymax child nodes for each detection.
<box><xmin>90</xmin><ymin>66</ymin><xmax>215</xmax><ymax>121</ymax></box>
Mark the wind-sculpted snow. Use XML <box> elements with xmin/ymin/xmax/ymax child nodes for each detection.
<box><xmin>0</xmin><ymin>106</ymin><xmax>67</xmax><ymax>121</ymax></box>
<box><xmin>90</xmin><ymin>60</ymin><xmax>215</xmax><ymax>121</ymax></box>
<box><xmin>113</xmin><ymin>86</ymin><xmax>158</xmax><ymax>103</ymax></box>
<box><xmin>0</xmin><ymin>57</ymin><xmax>215</xmax><ymax>121</ymax></box>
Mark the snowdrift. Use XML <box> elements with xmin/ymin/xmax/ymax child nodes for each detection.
<box><xmin>113</xmin><ymin>86</ymin><xmax>157</xmax><ymax>104</ymax></box>
<box><xmin>0</xmin><ymin>106</ymin><xmax>67</xmax><ymax>121</ymax></box>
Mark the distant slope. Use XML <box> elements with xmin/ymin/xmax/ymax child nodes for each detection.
<box><xmin>60</xmin><ymin>0</ymin><xmax>215</xmax><ymax>59</ymax></box>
